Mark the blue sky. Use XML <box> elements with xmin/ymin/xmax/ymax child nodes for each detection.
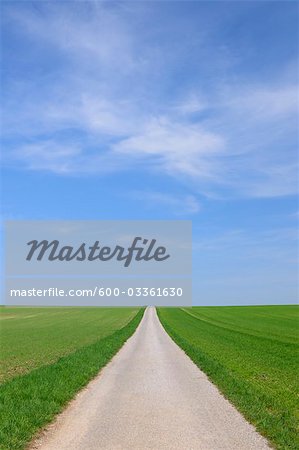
<box><xmin>1</xmin><ymin>1</ymin><xmax>298</xmax><ymax>305</ymax></box>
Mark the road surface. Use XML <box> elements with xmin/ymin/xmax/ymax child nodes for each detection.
<box><xmin>31</xmin><ymin>307</ymin><xmax>270</xmax><ymax>450</ymax></box>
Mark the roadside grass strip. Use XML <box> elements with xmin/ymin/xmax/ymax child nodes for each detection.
<box><xmin>157</xmin><ymin>306</ymin><xmax>299</xmax><ymax>450</ymax></box>
<box><xmin>0</xmin><ymin>308</ymin><xmax>144</xmax><ymax>450</ymax></box>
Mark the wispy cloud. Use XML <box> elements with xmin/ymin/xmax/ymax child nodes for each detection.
<box><xmin>1</xmin><ymin>1</ymin><xmax>298</xmax><ymax>199</ymax></box>
<box><xmin>129</xmin><ymin>190</ymin><xmax>201</xmax><ymax>215</ymax></box>
<box><xmin>14</xmin><ymin>141</ymin><xmax>81</xmax><ymax>174</ymax></box>
<box><xmin>193</xmin><ymin>226</ymin><xmax>298</xmax><ymax>269</ymax></box>
<box><xmin>114</xmin><ymin>118</ymin><xmax>225</xmax><ymax>178</ymax></box>
<box><xmin>224</xmin><ymin>84</ymin><xmax>298</xmax><ymax>122</ymax></box>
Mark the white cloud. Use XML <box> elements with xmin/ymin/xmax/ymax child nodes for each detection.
<box><xmin>114</xmin><ymin>118</ymin><xmax>225</xmax><ymax>178</ymax></box>
<box><xmin>9</xmin><ymin>3</ymin><xmax>137</xmax><ymax>71</ymax></box>
<box><xmin>130</xmin><ymin>190</ymin><xmax>201</xmax><ymax>215</ymax></box>
<box><xmin>14</xmin><ymin>141</ymin><xmax>82</xmax><ymax>174</ymax></box>
<box><xmin>2</xmin><ymin>2</ymin><xmax>298</xmax><ymax>199</ymax></box>
<box><xmin>173</xmin><ymin>94</ymin><xmax>207</xmax><ymax>115</ymax></box>
<box><xmin>226</xmin><ymin>85</ymin><xmax>298</xmax><ymax>121</ymax></box>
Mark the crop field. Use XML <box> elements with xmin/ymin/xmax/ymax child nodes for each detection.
<box><xmin>157</xmin><ymin>305</ymin><xmax>299</xmax><ymax>450</ymax></box>
<box><xmin>0</xmin><ymin>306</ymin><xmax>144</xmax><ymax>450</ymax></box>
<box><xmin>0</xmin><ymin>306</ymin><xmax>141</xmax><ymax>383</ymax></box>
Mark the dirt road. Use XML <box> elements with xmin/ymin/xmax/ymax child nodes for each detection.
<box><xmin>31</xmin><ymin>307</ymin><xmax>270</xmax><ymax>449</ymax></box>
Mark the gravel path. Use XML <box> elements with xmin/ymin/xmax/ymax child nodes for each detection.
<box><xmin>31</xmin><ymin>307</ymin><xmax>270</xmax><ymax>450</ymax></box>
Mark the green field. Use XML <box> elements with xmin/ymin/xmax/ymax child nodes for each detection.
<box><xmin>1</xmin><ymin>305</ymin><xmax>298</xmax><ymax>450</ymax></box>
<box><xmin>0</xmin><ymin>306</ymin><xmax>140</xmax><ymax>383</ymax></box>
<box><xmin>0</xmin><ymin>307</ymin><xmax>144</xmax><ymax>450</ymax></box>
<box><xmin>157</xmin><ymin>305</ymin><xmax>299</xmax><ymax>450</ymax></box>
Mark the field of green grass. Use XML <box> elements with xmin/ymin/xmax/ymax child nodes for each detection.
<box><xmin>158</xmin><ymin>305</ymin><xmax>299</xmax><ymax>450</ymax></box>
<box><xmin>0</xmin><ymin>307</ymin><xmax>144</xmax><ymax>450</ymax></box>
<box><xmin>0</xmin><ymin>306</ymin><xmax>140</xmax><ymax>383</ymax></box>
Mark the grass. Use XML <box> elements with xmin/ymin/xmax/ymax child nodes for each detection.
<box><xmin>0</xmin><ymin>306</ymin><xmax>140</xmax><ymax>383</ymax></box>
<box><xmin>0</xmin><ymin>307</ymin><xmax>144</xmax><ymax>450</ymax></box>
<box><xmin>157</xmin><ymin>305</ymin><xmax>299</xmax><ymax>450</ymax></box>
